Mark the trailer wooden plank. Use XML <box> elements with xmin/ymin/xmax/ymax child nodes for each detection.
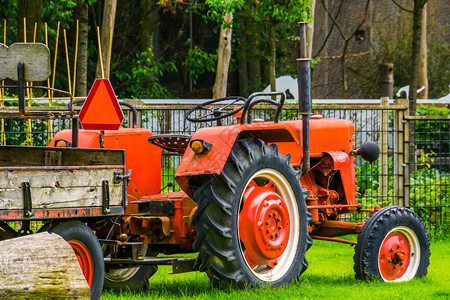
<box><xmin>0</xmin><ymin>167</ymin><xmax>122</xmax><ymax>188</ymax></box>
<box><xmin>0</xmin><ymin>168</ymin><xmax>123</xmax><ymax>210</ymax></box>
<box><xmin>0</xmin><ymin>145</ymin><xmax>124</xmax><ymax>167</ymax></box>
<box><xmin>0</xmin><ymin>186</ymin><xmax>122</xmax><ymax>209</ymax></box>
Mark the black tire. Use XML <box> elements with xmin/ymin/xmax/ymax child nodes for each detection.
<box><xmin>191</xmin><ymin>139</ymin><xmax>312</xmax><ymax>289</ymax></box>
<box><xmin>51</xmin><ymin>221</ymin><xmax>105</xmax><ymax>300</ymax></box>
<box><xmin>354</xmin><ymin>206</ymin><xmax>430</xmax><ymax>282</ymax></box>
<box><xmin>104</xmin><ymin>244</ymin><xmax>158</xmax><ymax>291</ymax></box>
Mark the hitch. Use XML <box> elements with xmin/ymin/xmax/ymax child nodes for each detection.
<box><xmin>114</xmin><ymin>170</ymin><xmax>132</xmax><ymax>184</ymax></box>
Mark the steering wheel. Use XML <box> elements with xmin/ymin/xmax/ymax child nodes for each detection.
<box><xmin>185</xmin><ymin>96</ymin><xmax>246</xmax><ymax>123</ymax></box>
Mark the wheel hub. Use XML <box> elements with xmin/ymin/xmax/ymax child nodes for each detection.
<box><xmin>379</xmin><ymin>232</ymin><xmax>411</xmax><ymax>279</ymax></box>
<box><xmin>239</xmin><ymin>181</ymin><xmax>290</xmax><ymax>267</ymax></box>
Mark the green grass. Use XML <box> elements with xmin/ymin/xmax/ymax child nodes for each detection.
<box><xmin>101</xmin><ymin>239</ymin><xmax>450</xmax><ymax>300</ymax></box>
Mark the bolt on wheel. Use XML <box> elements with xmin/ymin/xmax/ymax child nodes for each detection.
<box><xmin>378</xmin><ymin>226</ymin><xmax>420</xmax><ymax>281</ymax></box>
<box><xmin>238</xmin><ymin>169</ymin><xmax>299</xmax><ymax>282</ymax></box>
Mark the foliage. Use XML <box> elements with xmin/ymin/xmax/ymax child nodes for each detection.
<box><xmin>0</xmin><ymin>0</ymin><xmax>17</xmax><ymax>43</ymax></box>
<box><xmin>410</xmin><ymin>166</ymin><xmax>449</xmax><ymax>240</ymax></box>
<box><xmin>120</xmin><ymin>49</ymin><xmax>177</xmax><ymax>99</ymax></box>
<box><xmin>355</xmin><ymin>153</ymin><xmax>449</xmax><ymax>239</ymax></box>
<box><xmin>415</xmin><ymin>105</ymin><xmax>449</xmax><ymax>153</ymax></box>
<box><xmin>245</xmin><ymin>0</ymin><xmax>312</xmax><ymax>24</ymax></box>
<box><xmin>184</xmin><ymin>46</ymin><xmax>217</xmax><ymax>85</ymax></box>
<box><xmin>205</xmin><ymin>0</ymin><xmax>244</xmax><ymax>23</ymax></box>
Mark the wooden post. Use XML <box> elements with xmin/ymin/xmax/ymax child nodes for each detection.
<box><xmin>379</xmin><ymin>63</ymin><xmax>394</xmax><ymax>99</ymax></box>
<box><xmin>403</xmin><ymin>101</ymin><xmax>411</xmax><ymax>207</ymax></box>
<box><xmin>127</xmin><ymin>99</ymin><xmax>142</xmax><ymax>128</ymax></box>
<box><xmin>394</xmin><ymin>99</ymin><xmax>408</xmax><ymax>206</ymax></box>
<box><xmin>379</xmin><ymin>97</ymin><xmax>389</xmax><ymax>203</ymax></box>
<box><xmin>0</xmin><ymin>232</ymin><xmax>90</xmax><ymax>299</ymax></box>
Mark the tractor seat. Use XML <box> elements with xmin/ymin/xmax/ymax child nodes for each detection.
<box><xmin>148</xmin><ymin>134</ymin><xmax>191</xmax><ymax>155</ymax></box>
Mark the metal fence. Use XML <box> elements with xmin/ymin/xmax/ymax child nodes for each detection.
<box><xmin>0</xmin><ymin>99</ymin><xmax>448</xmax><ymax>236</ymax></box>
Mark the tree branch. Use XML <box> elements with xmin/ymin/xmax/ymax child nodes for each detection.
<box><xmin>392</xmin><ymin>0</ymin><xmax>414</xmax><ymax>14</ymax></box>
<box><xmin>322</xmin><ymin>0</ymin><xmax>346</xmax><ymax>39</ymax></box>
<box><xmin>313</xmin><ymin>0</ymin><xmax>344</xmax><ymax>58</ymax></box>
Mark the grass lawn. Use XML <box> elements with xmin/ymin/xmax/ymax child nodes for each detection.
<box><xmin>101</xmin><ymin>239</ymin><xmax>449</xmax><ymax>300</ymax></box>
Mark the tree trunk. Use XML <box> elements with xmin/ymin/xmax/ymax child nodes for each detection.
<box><xmin>213</xmin><ymin>12</ymin><xmax>233</xmax><ymax>99</ymax></box>
<box><xmin>248</xmin><ymin>51</ymin><xmax>261</xmax><ymax>90</ymax></box>
<box><xmin>16</xmin><ymin>0</ymin><xmax>42</xmax><ymax>43</ymax></box>
<box><xmin>76</xmin><ymin>0</ymin><xmax>89</xmax><ymax>97</ymax></box>
<box><xmin>408</xmin><ymin>0</ymin><xmax>427</xmax><ymax>115</ymax></box>
<box><xmin>139</xmin><ymin>0</ymin><xmax>158</xmax><ymax>52</ymax></box>
<box><xmin>417</xmin><ymin>3</ymin><xmax>428</xmax><ymax>99</ymax></box>
<box><xmin>268</xmin><ymin>23</ymin><xmax>277</xmax><ymax>92</ymax></box>
<box><xmin>0</xmin><ymin>232</ymin><xmax>90</xmax><ymax>299</ymax></box>
<box><xmin>238</xmin><ymin>52</ymin><xmax>249</xmax><ymax>97</ymax></box>
<box><xmin>306</xmin><ymin>0</ymin><xmax>316</xmax><ymax>58</ymax></box>
<box><xmin>95</xmin><ymin>0</ymin><xmax>117</xmax><ymax>79</ymax></box>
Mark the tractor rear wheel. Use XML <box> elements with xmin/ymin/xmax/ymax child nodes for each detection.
<box><xmin>51</xmin><ymin>221</ymin><xmax>105</xmax><ymax>300</ymax></box>
<box><xmin>354</xmin><ymin>206</ymin><xmax>430</xmax><ymax>282</ymax></box>
<box><xmin>191</xmin><ymin>139</ymin><xmax>312</xmax><ymax>289</ymax></box>
<box><xmin>104</xmin><ymin>244</ymin><xmax>158</xmax><ymax>291</ymax></box>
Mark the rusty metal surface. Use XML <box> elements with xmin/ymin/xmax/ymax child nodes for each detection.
<box><xmin>104</xmin><ymin>256</ymin><xmax>197</xmax><ymax>270</ymax></box>
<box><xmin>311</xmin><ymin>220</ymin><xmax>365</xmax><ymax>237</ymax></box>
<box><xmin>0</xmin><ymin>206</ymin><xmax>125</xmax><ymax>221</ymax></box>
<box><xmin>0</xmin><ymin>165</ymin><xmax>124</xmax><ymax>171</ymax></box>
<box><xmin>311</xmin><ymin>236</ymin><xmax>357</xmax><ymax>246</ymax></box>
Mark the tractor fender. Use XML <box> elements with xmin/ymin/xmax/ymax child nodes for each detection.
<box><xmin>324</xmin><ymin>150</ymin><xmax>357</xmax><ymax>206</ymax></box>
<box><xmin>175</xmin><ymin>123</ymin><xmax>301</xmax><ymax>179</ymax></box>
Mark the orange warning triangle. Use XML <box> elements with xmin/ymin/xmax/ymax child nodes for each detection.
<box><xmin>79</xmin><ymin>79</ymin><xmax>124</xmax><ymax>130</ymax></box>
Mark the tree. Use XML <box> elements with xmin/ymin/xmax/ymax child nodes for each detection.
<box><xmin>95</xmin><ymin>0</ymin><xmax>117</xmax><ymax>79</ymax></box>
<box><xmin>16</xmin><ymin>0</ymin><xmax>42</xmax><ymax>43</ymax></box>
<box><xmin>206</xmin><ymin>0</ymin><xmax>244</xmax><ymax>98</ymax></box>
<box><xmin>392</xmin><ymin>0</ymin><xmax>429</xmax><ymax>114</ymax></box>
<box><xmin>244</xmin><ymin>0</ymin><xmax>312</xmax><ymax>92</ymax></box>
<box><xmin>306</xmin><ymin>0</ymin><xmax>316</xmax><ymax>58</ymax></box>
<box><xmin>417</xmin><ymin>3</ymin><xmax>427</xmax><ymax>99</ymax></box>
<box><xmin>74</xmin><ymin>0</ymin><xmax>89</xmax><ymax>96</ymax></box>
<box><xmin>320</xmin><ymin>0</ymin><xmax>371</xmax><ymax>97</ymax></box>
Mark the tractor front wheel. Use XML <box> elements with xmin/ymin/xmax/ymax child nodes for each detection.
<box><xmin>191</xmin><ymin>139</ymin><xmax>311</xmax><ymax>289</ymax></box>
<box><xmin>354</xmin><ymin>206</ymin><xmax>430</xmax><ymax>282</ymax></box>
<box><xmin>104</xmin><ymin>244</ymin><xmax>157</xmax><ymax>291</ymax></box>
<box><xmin>51</xmin><ymin>221</ymin><xmax>105</xmax><ymax>300</ymax></box>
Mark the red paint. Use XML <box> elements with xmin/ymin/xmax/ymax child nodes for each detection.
<box><xmin>50</xmin><ymin>128</ymin><xmax>162</xmax><ymax>200</ymax></box>
<box><xmin>238</xmin><ymin>181</ymin><xmax>290</xmax><ymax>267</ymax></box>
<box><xmin>176</xmin><ymin>118</ymin><xmax>354</xmax><ymax>177</ymax></box>
<box><xmin>69</xmin><ymin>240</ymin><xmax>94</xmax><ymax>286</ymax></box>
<box><xmin>79</xmin><ymin>79</ymin><xmax>124</xmax><ymax>130</ymax></box>
<box><xmin>379</xmin><ymin>232</ymin><xmax>410</xmax><ymax>279</ymax></box>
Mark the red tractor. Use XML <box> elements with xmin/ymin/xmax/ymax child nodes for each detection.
<box><xmin>46</xmin><ymin>25</ymin><xmax>430</xmax><ymax>296</ymax></box>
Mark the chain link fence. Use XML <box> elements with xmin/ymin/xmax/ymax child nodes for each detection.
<box><xmin>0</xmin><ymin>100</ymin><xmax>448</xmax><ymax>236</ymax></box>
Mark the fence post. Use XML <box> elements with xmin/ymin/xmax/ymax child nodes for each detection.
<box><xmin>127</xmin><ymin>99</ymin><xmax>142</xmax><ymax>128</ymax></box>
<box><xmin>379</xmin><ymin>63</ymin><xmax>394</xmax><ymax>99</ymax></box>
<box><xmin>402</xmin><ymin>100</ymin><xmax>411</xmax><ymax>207</ymax></box>
<box><xmin>379</xmin><ymin>97</ymin><xmax>389</xmax><ymax>203</ymax></box>
<box><xmin>394</xmin><ymin>99</ymin><xmax>408</xmax><ymax>206</ymax></box>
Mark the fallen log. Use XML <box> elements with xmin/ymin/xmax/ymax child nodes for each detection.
<box><xmin>0</xmin><ymin>232</ymin><xmax>90</xmax><ymax>299</ymax></box>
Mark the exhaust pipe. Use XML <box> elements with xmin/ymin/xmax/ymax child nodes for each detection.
<box><xmin>297</xmin><ymin>22</ymin><xmax>312</xmax><ymax>175</ymax></box>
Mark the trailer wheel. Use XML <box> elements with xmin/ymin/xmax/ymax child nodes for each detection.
<box><xmin>51</xmin><ymin>221</ymin><xmax>104</xmax><ymax>300</ymax></box>
<box><xmin>191</xmin><ymin>139</ymin><xmax>312</xmax><ymax>289</ymax></box>
<box><xmin>104</xmin><ymin>244</ymin><xmax>157</xmax><ymax>291</ymax></box>
<box><xmin>354</xmin><ymin>206</ymin><xmax>430</xmax><ymax>282</ymax></box>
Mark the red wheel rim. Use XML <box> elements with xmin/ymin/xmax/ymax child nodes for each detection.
<box><xmin>378</xmin><ymin>232</ymin><xmax>410</xmax><ymax>280</ymax></box>
<box><xmin>238</xmin><ymin>180</ymin><xmax>290</xmax><ymax>267</ymax></box>
<box><xmin>69</xmin><ymin>240</ymin><xmax>94</xmax><ymax>287</ymax></box>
